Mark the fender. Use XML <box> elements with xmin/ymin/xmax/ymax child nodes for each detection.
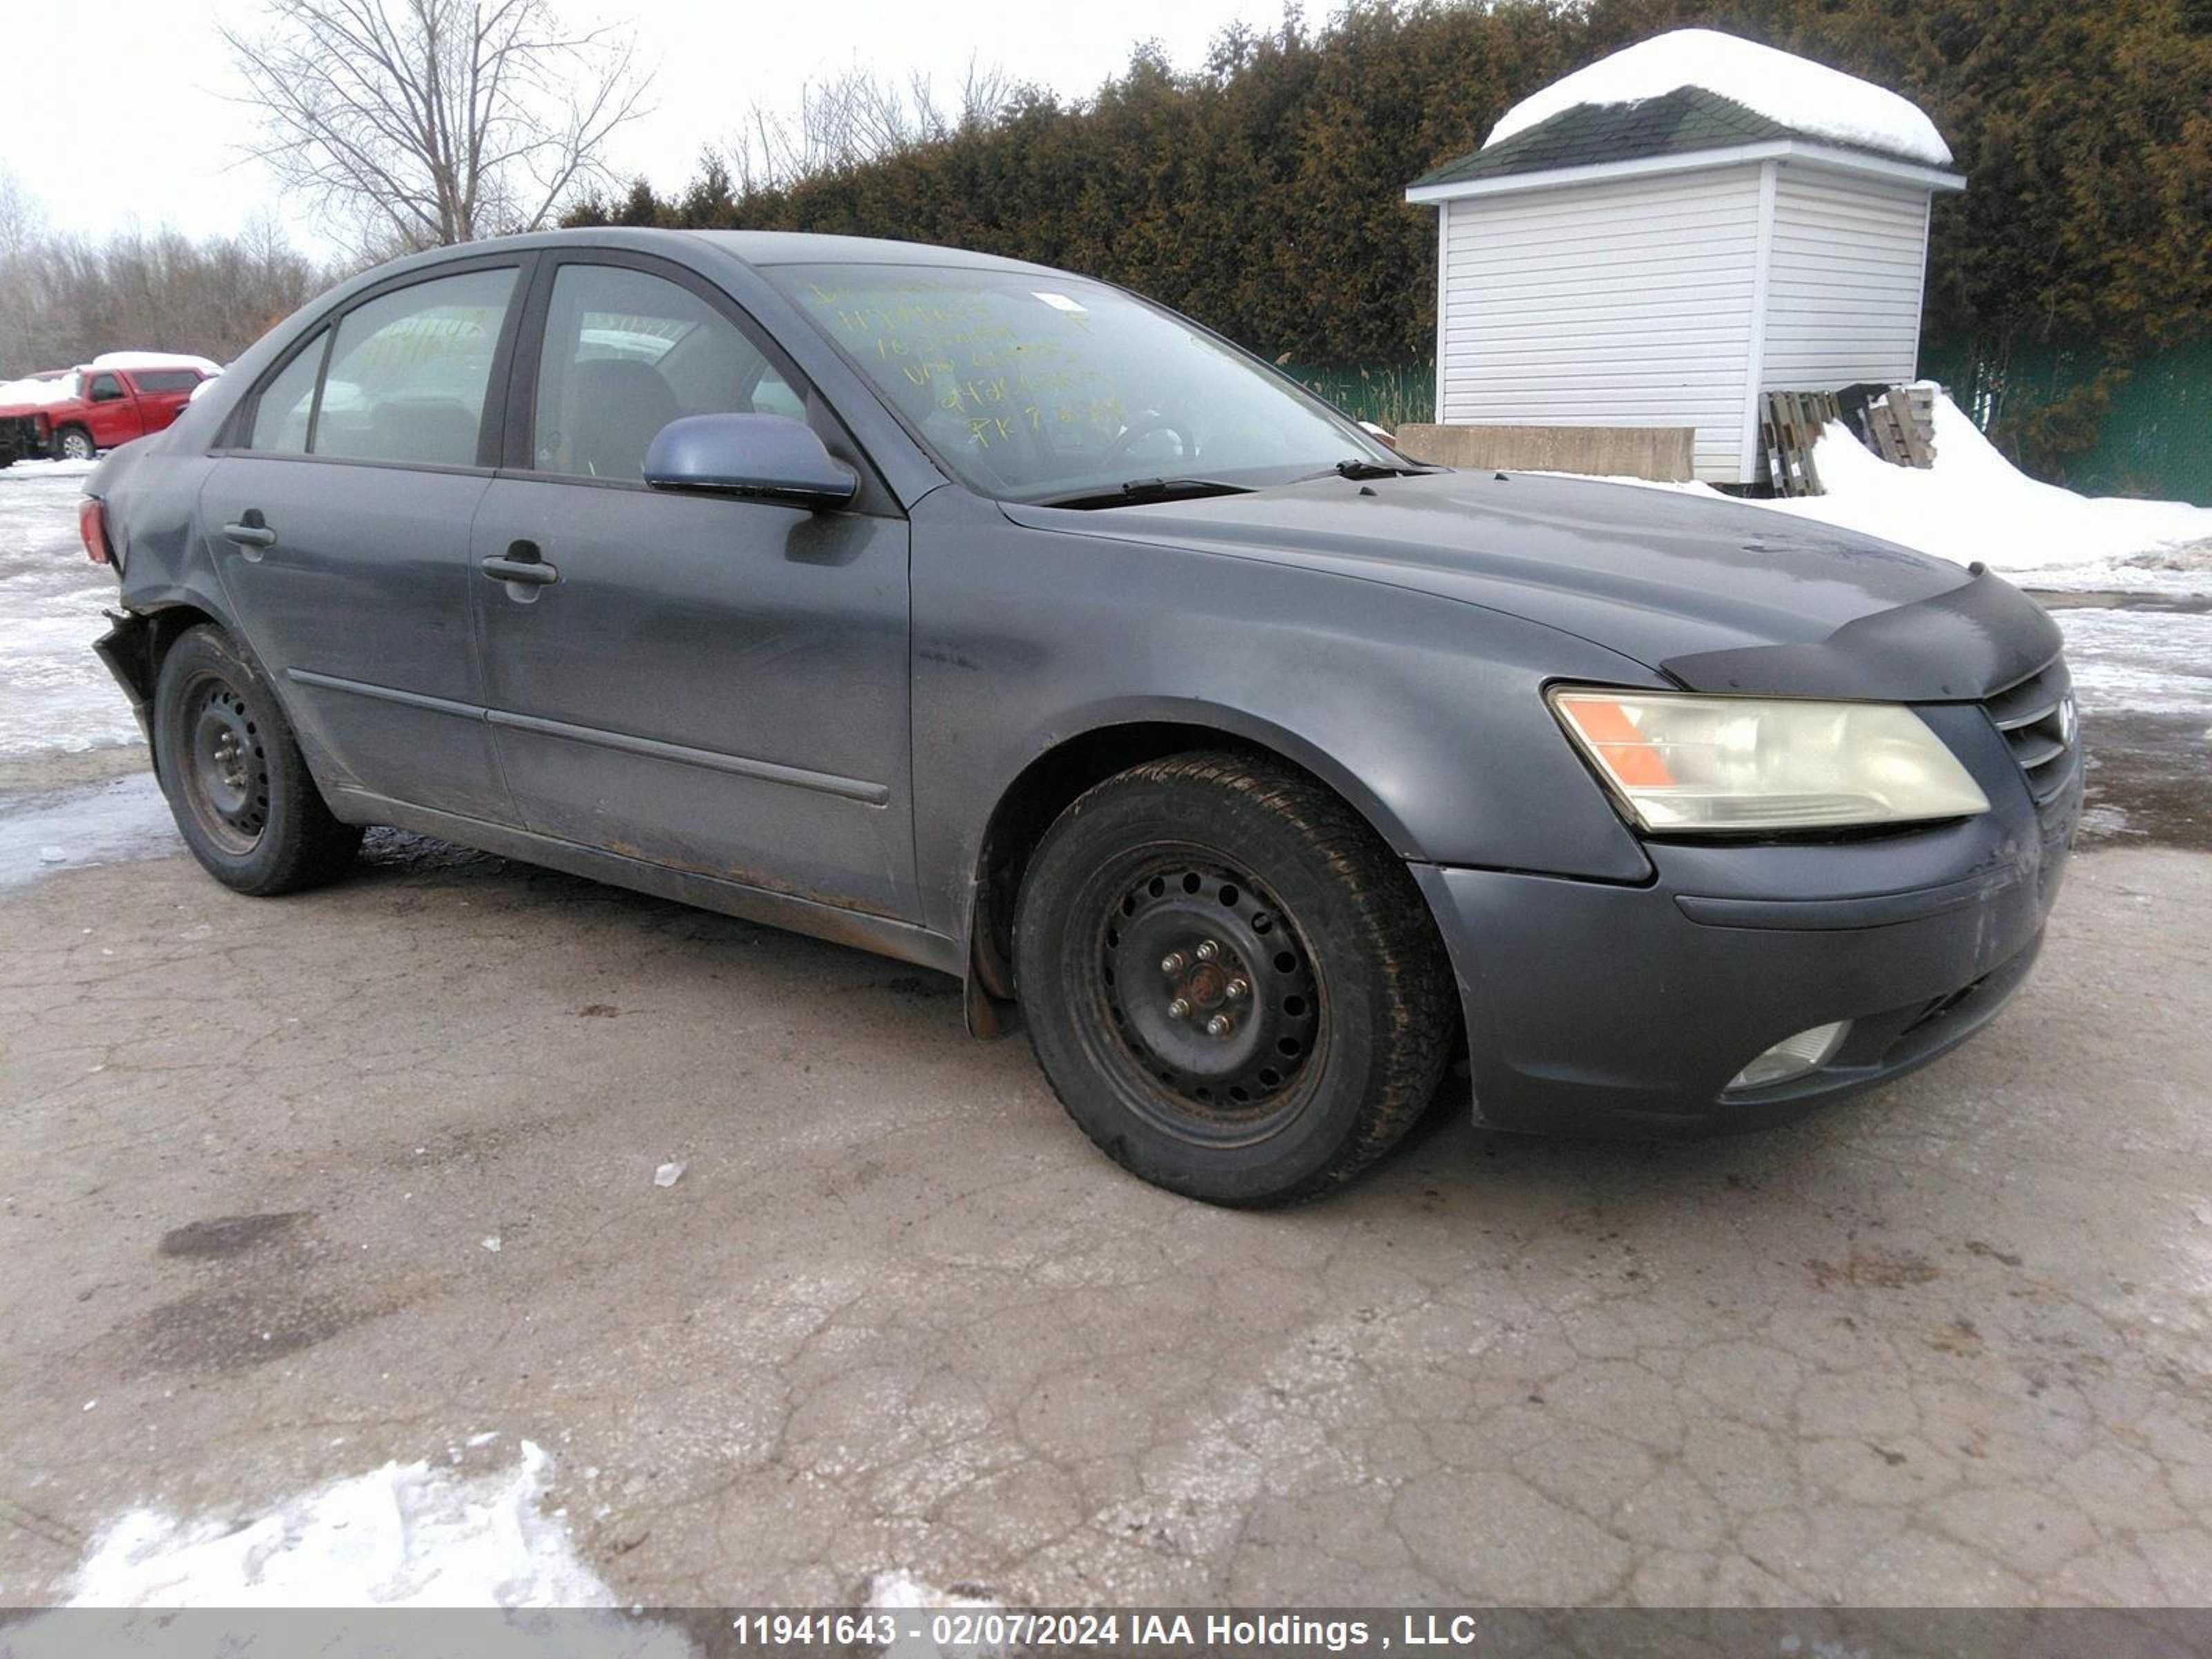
<box><xmin>995</xmin><ymin>694</ymin><xmax>1424</xmax><ymax>856</ymax></box>
<box><xmin>950</xmin><ymin>699</ymin><xmax>1422</xmax><ymax>1040</ymax></box>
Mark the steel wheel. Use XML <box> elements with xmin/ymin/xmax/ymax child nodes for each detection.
<box><xmin>152</xmin><ymin>624</ymin><xmax>362</xmax><ymax>895</ymax></box>
<box><xmin>180</xmin><ymin>675</ymin><xmax>272</xmax><ymax>854</ymax></box>
<box><xmin>1089</xmin><ymin>852</ymin><xmax>1325</xmax><ymax>1145</ymax></box>
<box><xmin>1016</xmin><ymin>751</ymin><xmax>1455</xmax><ymax>1206</ymax></box>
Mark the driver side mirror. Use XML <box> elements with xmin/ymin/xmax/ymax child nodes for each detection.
<box><xmin>643</xmin><ymin>413</ymin><xmax>857</xmax><ymax>509</ymax></box>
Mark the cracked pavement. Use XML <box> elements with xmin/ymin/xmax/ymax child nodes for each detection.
<box><xmin>1</xmin><ymin>825</ymin><xmax>2208</xmax><ymax>1609</ymax></box>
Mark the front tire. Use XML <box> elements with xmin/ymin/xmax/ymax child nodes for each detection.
<box><xmin>1015</xmin><ymin>752</ymin><xmax>1454</xmax><ymax>1206</ymax></box>
<box><xmin>153</xmin><ymin>625</ymin><xmax>362</xmax><ymax>894</ymax></box>
<box><xmin>55</xmin><ymin>426</ymin><xmax>95</xmax><ymax>461</ymax></box>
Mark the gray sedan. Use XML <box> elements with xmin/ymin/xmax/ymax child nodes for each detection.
<box><xmin>79</xmin><ymin>229</ymin><xmax>2079</xmax><ymax>1204</ymax></box>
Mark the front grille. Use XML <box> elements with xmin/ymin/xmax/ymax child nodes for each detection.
<box><xmin>1983</xmin><ymin>656</ymin><xmax>2079</xmax><ymax>809</ymax></box>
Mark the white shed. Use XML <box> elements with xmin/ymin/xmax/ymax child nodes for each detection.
<box><xmin>1405</xmin><ymin>30</ymin><xmax>1964</xmax><ymax>484</ymax></box>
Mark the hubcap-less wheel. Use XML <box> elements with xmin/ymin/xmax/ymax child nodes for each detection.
<box><xmin>1017</xmin><ymin>751</ymin><xmax>1456</xmax><ymax>1206</ymax></box>
<box><xmin>151</xmin><ymin>624</ymin><xmax>362</xmax><ymax>895</ymax></box>
<box><xmin>182</xmin><ymin>677</ymin><xmax>270</xmax><ymax>854</ymax></box>
<box><xmin>1089</xmin><ymin>852</ymin><xmax>1326</xmax><ymax>1146</ymax></box>
<box><xmin>59</xmin><ymin>430</ymin><xmax>93</xmax><ymax>460</ymax></box>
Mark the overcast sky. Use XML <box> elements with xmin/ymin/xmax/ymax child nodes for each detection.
<box><xmin>2</xmin><ymin>0</ymin><xmax>1287</xmax><ymax>256</ymax></box>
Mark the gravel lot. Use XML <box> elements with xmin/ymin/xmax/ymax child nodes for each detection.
<box><xmin>2</xmin><ymin>457</ymin><xmax>2209</xmax><ymax>1608</ymax></box>
<box><xmin>3</xmin><ymin>830</ymin><xmax>2209</xmax><ymax>1606</ymax></box>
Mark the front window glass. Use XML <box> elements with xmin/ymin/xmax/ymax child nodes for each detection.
<box><xmin>313</xmin><ymin>268</ymin><xmax>516</xmax><ymax>467</ymax></box>
<box><xmin>766</xmin><ymin>263</ymin><xmax>1391</xmax><ymax>503</ymax></box>
<box><xmin>532</xmin><ymin>263</ymin><xmax>804</xmax><ymax>480</ymax></box>
<box><xmin>88</xmin><ymin>374</ymin><xmax>124</xmax><ymax>402</ymax></box>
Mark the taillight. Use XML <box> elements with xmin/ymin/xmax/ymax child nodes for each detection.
<box><xmin>79</xmin><ymin>496</ymin><xmax>111</xmax><ymax>564</ymax></box>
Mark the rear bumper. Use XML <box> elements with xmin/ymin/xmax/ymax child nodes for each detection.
<box><xmin>1414</xmin><ymin>710</ymin><xmax>2081</xmax><ymax>1135</ymax></box>
<box><xmin>93</xmin><ymin>612</ymin><xmax>158</xmax><ymax>748</ymax></box>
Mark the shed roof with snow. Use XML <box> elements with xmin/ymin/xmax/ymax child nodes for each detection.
<box><xmin>1406</xmin><ymin>30</ymin><xmax>1965</xmax><ymax>484</ymax></box>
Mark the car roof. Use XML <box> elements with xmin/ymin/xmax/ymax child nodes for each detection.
<box><xmin>373</xmin><ymin>225</ymin><xmax>1065</xmax><ymax>280</ymax></box>
<box><xmin>683</xmin><ymin>229</ymin><xmax>1060</xmax><ymax>274</ymax></box>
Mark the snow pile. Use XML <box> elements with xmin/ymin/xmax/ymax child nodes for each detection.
<box><xmin>1747</xmin><ymin>387</ymin><xmax>2212</xmax><ymax>590</ymax></box>
<box><xmin>70</xmin><ymin>1440</ymin><xmax>618</xmax><ymax>1607</ymax></box>
<box><xmin>1487</xmin><ymin>28</ymin><xmax>1952</xmax><ymax>167</ymax></box>
<box><xmin>88</xmin><ymin>349</ymin><xmax>223</xmax><ymax>376</ymax></box>
<box><xmin>0</xmin><ymin>373</ymin><xmax>79</xmax><ymax>407</ymax></box>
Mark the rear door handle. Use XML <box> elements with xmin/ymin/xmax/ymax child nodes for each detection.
<box><xmin>221</xmin><ymin>512</ymin><xmax>277</xmax><ymax>550</ymax></box>
<box><xmin>481</xmin><ymin>540</ymin><xmax>560</xmax><ymax>587</ymax></box>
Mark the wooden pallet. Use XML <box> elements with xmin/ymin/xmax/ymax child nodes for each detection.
<box><xmin>1760</xmin><ymin>390</ymin><xmax>1841</xmax><ymax>497</ymax></box>
<box><xmin>1861</xmin><ymin>384</ymin><xmax>1936</xmax><ymax>468</ymax></box>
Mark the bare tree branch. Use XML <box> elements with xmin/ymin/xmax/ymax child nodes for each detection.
<box><xmin>722</xmin><ymin>56</ymin><xmax>1012</xmax><ymax>196</ymax></box>
<box><xmin>225</xmin><ymin>0</ymin><xmax>654</xmax><ymax>259</ymax></box>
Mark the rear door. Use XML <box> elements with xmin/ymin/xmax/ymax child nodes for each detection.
<box><xmin>469</xmin><ymin>252</ymin><xmax>917</xmax><ymax>919</ymax></box>
<box><xmin>199</xmin><ymin>258</ymin><xmax>528</xmax><ymax>823</ymax></box>
<box><xmin>129</xmin><ymin>368</ymin><xmax>206</xmax><ymax>433</ymax></box>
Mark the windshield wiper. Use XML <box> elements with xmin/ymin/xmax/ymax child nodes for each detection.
<box><xmin>1326</xmin><ymin>458</ymin><xmax>1432</xmax><ymax>481</ymax></box>
<box><xmin>1034</xmin><ymin>477</ymin><xmax>1256</xmax><ymax>511</ymax></box>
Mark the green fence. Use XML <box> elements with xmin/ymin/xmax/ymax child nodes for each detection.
<box><xmin>1294</xmin><ymin>344</ymin><xmax>2211</xmax><ymax>507</ymax></box>
<box><xmin>1920</xmin><ymin>337</ymin><xmax>2212</xmax><ymax>507</ymax></box>
<box><xmin>1284</xmin><ymin>363</ymin><xmax>1434</xmax><ymax>431</ymax></box>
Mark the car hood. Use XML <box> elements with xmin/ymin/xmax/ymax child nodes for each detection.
<box><xmin>1003</xmin><ymin>470</ymin><xmax>2059</xmax><ymax>701</ymax></box>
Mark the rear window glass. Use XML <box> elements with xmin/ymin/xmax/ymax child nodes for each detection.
<box><xmin>312</xmin><ymin>268</ymin><xmax>516</xmax><ymax>467</ymax></box>
<box><xmin>248</xmin><ymin>333</ymin><xmax>326</xmax><ymax>453</ymax></box>
<box><xmin>133</xmin><ymin>369</ymin><xmax>203</xmax><ymax>393</ymax></box>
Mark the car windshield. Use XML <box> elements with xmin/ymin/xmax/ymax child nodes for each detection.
<box><xmin>767</xmin><ymin>263</ymin><xmax>1400</xmax><ymax>505</ymax></box>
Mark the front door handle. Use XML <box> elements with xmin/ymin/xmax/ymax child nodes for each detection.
<box><xmin>481</xmin><ymin>540</ymin><xmax>560</xmax><ymax>587</ymax></box>
<box><xmin>221</xmin><ymin>510</ymin><xmax>277</xmax><ymax>550</ymax></box>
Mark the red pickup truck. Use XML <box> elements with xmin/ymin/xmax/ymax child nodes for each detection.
<box><xmin>0</xmin><ymin>356</ymin><xmax>216</xmax><ymax>460</ymax></box>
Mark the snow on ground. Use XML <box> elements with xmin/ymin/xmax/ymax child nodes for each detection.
<box><xmin>0</xmin><ymin>458</ymin><xmax>142</xmax><ymax>761</ymax></box>
<box><xmin>1485</xmin><ymin>28</ymin><xmax>1953</xmax><ymax>166</ymax></box>
<box><xmin>865</xmin><ymin>1574</ymin><xmax>1009</xmax><ymax>1659</ymax></box>
<box><xmin>865</xmin><ymin>1569</ymin><xmax>1002</xmax><ymax>1612</ymax></box>
<box><xmin>0</xmin><ymin>772</ymin><xmax>178</xmax><ymax>887</ymax></box>
<box><xmin>69</xmin><ymin>1441</ymin><xmax>622</xmax><ymax>1608</ymax></box>
<box><xmin>1743</xmin><ymin>388</ymin><xmax>2212</xmax><ymax>594</ymax></box>
<box><xmin>2044</xmin><ymin>606</ymin><xmax>2212</xmax><ymax>719</ymax></box>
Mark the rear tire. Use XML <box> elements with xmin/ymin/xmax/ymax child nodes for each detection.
<box><xmin>1015</xmin><ymin>751</ymin><xmax>1454</xmax><ymax>1206</ymax></box>
<box><xmin>55</xmin><ymin>426</ymin><xmax>95</xmax><ymax>461</ymax></box>
<box><xmin>152</xmin><ymin>625</ymin><xmax>362</xmax><ymax>895</ymax></box>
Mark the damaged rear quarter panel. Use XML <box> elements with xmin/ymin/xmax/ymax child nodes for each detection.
<box><xmin>87</xmin><ymin>438</ymin><xmax>241</xmax><ymax>758</ymax></box>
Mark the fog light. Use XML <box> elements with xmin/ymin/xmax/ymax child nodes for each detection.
<box><xmin>1727</xmin><ymin>1020</ymin><xmax>1850</xmax><ymax>1091</ymax></box>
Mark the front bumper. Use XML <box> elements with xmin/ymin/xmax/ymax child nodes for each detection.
<box><xmin>1414</xmin><ymin>700</ymin><xmax>2082</xmax><ymax>1135</ymax></box>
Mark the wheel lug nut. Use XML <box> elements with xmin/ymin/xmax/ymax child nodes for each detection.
<box><xmin>1195</xmin><ymin>940</ymin><xmax>1220</xmax><ymax>962</ymax></box>
<box><xmin>1168</xmin><ymin>997</ymin><xmax>1193</xmax><ymax>1020</ymax></box>
<box><xmin>1160</xmin><ymin>951</ymin><xmax>1187</xmax><ymax>975</ymax></box>
<box><xmin>1206</xmin><ymin>1014</ymin><xmax>1234</xmax><ymax>1039</ymax></box>
<box><xmin>1225</xmin><ymin>978</ymin><xmax>1248</xmax><ymax>1002</ymax></box>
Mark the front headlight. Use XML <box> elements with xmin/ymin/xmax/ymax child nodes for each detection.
<box><xmin>1550</xmin><ymin>688</ymin><xmax>1990</xmax><ymax>833</ymax></box>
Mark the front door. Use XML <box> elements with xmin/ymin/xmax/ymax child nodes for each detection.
<box><xmin>83</xmin><ymin>373</ymin><xmax>143</xmax><ymax>448</ymax></box>
<box><xmin>201</xmin><ymin>261</ymin><xmax>525</xmax><ymax>822</ymax></box>
<box><xmin>471</xmin><ymin>256</ymin><xmax>917</xmax><ymax>919</ymax></box>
